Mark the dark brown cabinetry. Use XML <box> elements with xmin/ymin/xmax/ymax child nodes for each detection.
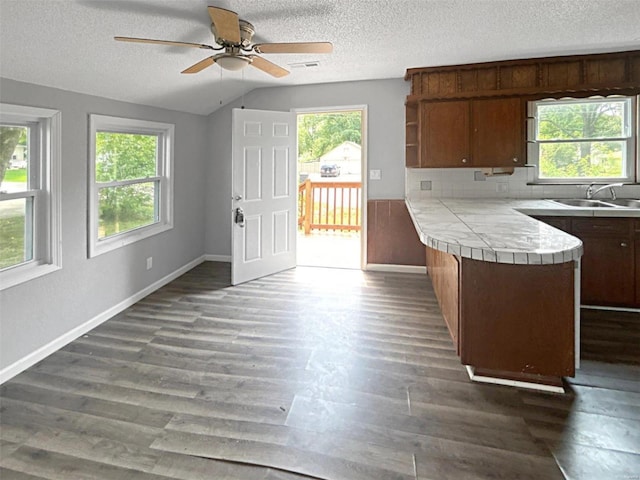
<box><xmin>634</xmin><ymin>220</ymin><xmax>640</xmax><ymax>306</ymax></box>
<box><xmin>414</xmin><ymin>97</ymin><xmax>523</xmax><ymax>168</ymax></box>
<box><xmin>471</xmin><ymin>98</ymin><xmax>523</xmax><ymax>167</ymax></box>
<box><xmin>404</xmin><ymin>50</ymin><xmax>640</xmax><ymax>169</ymax></box>
<box><xmin>534</xmin><ymin>216</ymin><xmax>637</xmax><ymax>308</ymax></box>
<box><xmin>421</xmin><ymin>100</ymin><xmax>470</xmax><ymax>167</ymax></box>
<box><xmin>426</xmin><ymin>246</ymin><xmax>575</xmax><ymax>385</ymax></box>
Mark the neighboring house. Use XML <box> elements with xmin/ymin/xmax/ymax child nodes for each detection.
<box><xmin>318</xmin><ymin>141</ymin><xmax>361</xmax><ymax>175</ymax></box>
<box><xmin>9</xmin><ymin>144</ymin><xmax>27</xmax><ymax>169</ymax></box>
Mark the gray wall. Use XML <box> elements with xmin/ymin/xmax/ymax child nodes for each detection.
<box><xmin>0</xmin><ymin>79</ymin><xmax>209</xmax><ymax>371</ymax></box>
<box><xmin>204</xmin><ymin>78</ymin><xmax>408</xmax><ymax>257</ymax></box>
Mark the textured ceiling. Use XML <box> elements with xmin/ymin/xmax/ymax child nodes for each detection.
<box><xmin>1</xmin><ymin>0</ymin><xmax>639</xmax><ymax>115</ymax></box>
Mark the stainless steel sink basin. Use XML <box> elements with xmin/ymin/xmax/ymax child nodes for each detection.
<box><xmin>603</xmin><ymin>198</ymin><xmax>640</xmax><ymax>208</ymax></box>
<box><xmin>551</xmin><ymin>199</ymin><xmax>617</xmax><ymax>208</ymax></box>
<box><xmin>550</xmin><ymin>198</ymin><xmax>640</xmax><ymax>209</ymax></box>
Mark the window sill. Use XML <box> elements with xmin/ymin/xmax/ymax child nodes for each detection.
<box><xmin>0</xmin><ymin>263</ymin><xmax>62</xmax><ymax>291</ymax></box>
<box><xmin>88</xmin><ymin>222</ymin><xmax>173</xmax><ymax>258</ymax></box>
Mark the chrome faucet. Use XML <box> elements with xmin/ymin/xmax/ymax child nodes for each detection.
<box><xmin>586</xmin><ymin>182</ymin><xmax>624</xmax><ymax>200</ymax></box>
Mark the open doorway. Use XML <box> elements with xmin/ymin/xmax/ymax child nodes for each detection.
<box><xmin>295</xmin><ymin>107</ymin><xmax>366</xmax><ymax>269</ymax></box>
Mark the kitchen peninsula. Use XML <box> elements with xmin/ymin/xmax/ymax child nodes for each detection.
<box><xmin>406</xmin><ymin>196</ymin><xmax>640</xmax><ymax>392</ymax></box>
<box><xmin>406</xmin><ymin>197</ymin><xmax>586</xmax><ymax>392</ymax></box>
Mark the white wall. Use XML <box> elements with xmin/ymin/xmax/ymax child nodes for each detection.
<box><xmin>204</xmin><ymin>78</ymin><xmax>409</xmax><ymax>257</ymax></box>
<box><xmin>0</xmin><ymin>79</ymin><xmax>209</xmax><ymax>373</ymax></box>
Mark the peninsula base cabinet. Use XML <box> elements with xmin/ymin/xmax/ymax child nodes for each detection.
<box><xmin>426</xmin><ymin>246</ymin><xmax>575</xmax><ymax>386</ymax></box>
<box><xmin>534</xmin><ymin>216</ymin><xmax>638</xmax><ymax>308</ymax></box>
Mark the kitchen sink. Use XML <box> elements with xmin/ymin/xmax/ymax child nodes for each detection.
<box><xmin>603</xmin><ymin>198</ymin><xmax>640</xmax><ymax>208</ymax></box>
<box><xmin>550</xmin><ymin>198</ymin><xmax>640</xmax><ymax>209</ymax></box>
<box><xmin>551</xmin><ymin>199</ymin><xmax>618</xmax><ymax>208</ymax></box>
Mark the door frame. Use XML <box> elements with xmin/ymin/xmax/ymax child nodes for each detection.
<box><xmin>293</xmin><ymin>105</ymin><xmax>368</xmax><ymax>270</ymax></box>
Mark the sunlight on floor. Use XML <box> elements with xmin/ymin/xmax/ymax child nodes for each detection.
<box><xmin>296</xmin><ymin>230</ymin><xmax>361</xmax><ymax>269</ymax></box>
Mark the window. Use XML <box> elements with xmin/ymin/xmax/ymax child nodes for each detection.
<box><xmin>88</xmin><ymin>115</ymin><xmax>173</xmax><ymax>257</ymax></box>
<box><xmin>0</xmin><ymin>104</ymin><xmax>61</xmax><ymax>290</ymax></box>
<box><xmin>528</xmin><ymin>96</ymin><xmax>637</xmax><ymax>183</ymax></box>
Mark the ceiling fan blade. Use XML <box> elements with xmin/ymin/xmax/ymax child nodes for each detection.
<box><xmin>207</xmin><ymin>6</ymin><xmax>241</xmax><ymax>44</ymax></box>
<box><xmin>181</xmin><ymin>56</ymin><xmax>215</xmax><ymax>74</ymax></box>
<box><xmin>115</xmin><ymin>36</ymin><xmax>215</xmax><ymax>50</ymax></box>
<box><xmin>253</xmin><ymin>42</ymin><xmax>333</xmax><ymax>54</ymax></box>
<box><xmin>249</xmin><ymin>56</ymin><xmax>289</xmax><ymax>78</ymax></box>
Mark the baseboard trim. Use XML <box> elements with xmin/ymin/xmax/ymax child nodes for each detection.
<box><xmin>204</xmin><ymin>254</ymin><xmax>231</xmax><ymax>263</ymax></box>
<box><xmin>0</xmin><ymin>255</ymin><xmax>207</xmax><ymax>385</ymax></box>
<box><xmin>365</xmin><ymin>264</ymin><xmax>426</xmax><ymax>274</ymax></box>
<box><xmin>465</xmin><ymin>366</ymin><xmax>565</xmax><ymax>394</ymax></box>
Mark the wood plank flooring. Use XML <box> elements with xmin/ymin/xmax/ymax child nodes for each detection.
<box><xmin>1</xmin><ymin>261</ymin><xmax>639</xmax><ymax>479</ymax></box>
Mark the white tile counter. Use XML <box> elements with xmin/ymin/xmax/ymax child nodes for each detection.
<box><xmin>404</xmin><ymin>197</ymin><xmax>590</xmax><ymax>265</ymax></box>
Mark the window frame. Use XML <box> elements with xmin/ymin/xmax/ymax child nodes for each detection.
<box><xmin>527</xmin><ymin>95</ymin><xmax>638</xmax><ymax>184</ymax></box>
<box><xmin>0</xmin><ymin>103</ymin><xmax>62</xmax><ymax>290</ymax></box>
<box><xmin>88</xmin><ymin>114</ymin><xmax>174</xmax><ymax>258</ymax></box>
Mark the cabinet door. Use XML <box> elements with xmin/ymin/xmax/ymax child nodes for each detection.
<box><xmin>422</xmin><ymin>101</ymin><xmax>470</xmax><ymax>167</ymax></box>
<box><xmin>581</xmin><ymin>236</ymin><xmax>635</xmax><ymax>306</ymax></box>
<box><xmin>636</xmin><ymin>239</ymin><xmax>640</xmax><ymax>305</ymax></box>
<box><xmin>471</xmin><ymin>98</ymin><xmax>523</xmax><ymax>167</ymax></box>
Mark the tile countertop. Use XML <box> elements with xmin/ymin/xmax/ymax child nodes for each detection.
<box><xmin>405</xmin><ymin>197</ymin><xmax>639</xmax><ymax>265</ymax></box>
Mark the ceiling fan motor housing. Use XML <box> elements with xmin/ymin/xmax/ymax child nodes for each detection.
<box><xmin>211</xmin><ymin>19</ymin><xmax>255</xmax><ymax>48</ymax></box>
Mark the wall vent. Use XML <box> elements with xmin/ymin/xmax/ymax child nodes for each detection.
<box><xmin>288</xmin><ymin>61</ymin><xmax>320</xmax><ymax>69</ymax></box>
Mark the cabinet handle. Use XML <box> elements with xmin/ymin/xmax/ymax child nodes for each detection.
<box><xmin>621</xmin><ymin>242</ymin><xmax>628</xmax><ymax>247</ymax></box>
<box><xmin>462</xmin><ymin>158</ymin><xmax>468</xmax><ymax>164</ymax></box>
<box><xmin>512</xmin><ymin>157</ymin><xmax>519</xmax><ymax>163</ymax></box>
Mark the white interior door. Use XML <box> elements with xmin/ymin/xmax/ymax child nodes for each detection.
<box><xmin>232</xmin><ymin>108</ymin><xmax>297</xmax><ymax>285</ymax></box>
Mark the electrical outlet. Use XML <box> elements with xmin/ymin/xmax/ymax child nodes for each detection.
<box><xmin>146</xmin><ymin>257</ymin><xmax>153</xmax><ymax>270</ymax></box>
<box><xmin>420</xmin><ymin>180</ymin><xmax>432</xmax><ymax>191</ymax></box>
<box><xmin>496</xmin><ymin>183</ymin><xmax>509</xmax><ymax>193</ymax></box>
<box><xmin>369</xmin><ymin>169</ymin><xmax>381</xmax><ymax>180</ymax></box>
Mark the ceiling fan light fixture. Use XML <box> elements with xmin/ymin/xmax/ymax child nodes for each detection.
<box><xmin>216</xmin><ymin>54</ymin><xmax>252</xmax><ymax>71</ymax></box>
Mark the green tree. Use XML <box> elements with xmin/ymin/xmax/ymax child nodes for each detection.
<box><xmin>95</xmin><ymin>132</ymin><xmax>158</xmax><ymax>235</ymax></box>
<box><xmin>0</xmin><ymin>126</ymin><xmax>23</xmax><ymax>185</ymax></box>
<box><xmin>538</xmin><ymin>100</ymin><xmax>625</xmax><ymax>178</ymax></box>
<box><xmin>297</xmin><ymin>112</ymin><xmax>362</xmax><ymax>162</ymax></box>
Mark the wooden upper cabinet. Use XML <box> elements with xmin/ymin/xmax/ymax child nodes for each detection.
<box><xmin>421</xmin><ymin>100</ymin><xmax>470</xmax><ymax>167</ymax></box>
<box><xmin>404</xmin><ymin>50</ymin><xmax>640</xmax><ymax>168</ymax></box>
<box><xmin>415</xmin><ymin>97</ymin><xmax>523</xmax><ymax>168</ymax></box>
<box><xmin>471</xmin><ymin>97</ymin><xmax>523</xmax><ymax>167</ymax></box>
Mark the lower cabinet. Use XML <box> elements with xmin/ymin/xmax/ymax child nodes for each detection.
<box><xmin>425</xmin><ymin>247</ymin><xmax>459</xmax><ymax>352</ymax></box>
<box><xmin>534</xmin><ymin>216</ymin><xmax>637</xmax><ymax>308</ymax></box>
<box><xmin>637</xmin><ymin>238</ymin><xmax>640</xmax><ymax>305</ymax></box>
<box><xmin>580</xmin><ymin>235</ymin><xmax>634</xmax><ymax>306</ymax></box>
<box><xmin>426</xmin><ymin>246</ymin><xmax>575</xmax><ymax>381</ymax></box>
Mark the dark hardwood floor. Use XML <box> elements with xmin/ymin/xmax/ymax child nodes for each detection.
<box><xmin>1</xmin><ymin>262</ymin><xmax>638</xmax><ymax>479</ymax></box>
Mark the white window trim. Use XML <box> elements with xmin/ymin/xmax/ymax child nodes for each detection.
<box><xmin>0</xmin><ymin>103</ymin><xmax>62</xmax><ymax>291</ymax></box>
<box><xmin>88</xmin><ymin>114</ymin><xmax>174</xmax><ymax>258</ymax></box>
<box><xmin>527</xmin><ymin>95</ymin><xmax>638</xmax><ymax>184</ymax></box>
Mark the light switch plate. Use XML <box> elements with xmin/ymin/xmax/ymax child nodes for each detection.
<box><xmin>369</xmin><ymin>169</ymin><xmax>381</xmax><ymax>180</ymax></box>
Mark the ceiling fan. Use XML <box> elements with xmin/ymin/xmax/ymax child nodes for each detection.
<box><xmin>115</xmin><ymin>5</ymin><xmax>333</xmax><ymax>78</ymax></box>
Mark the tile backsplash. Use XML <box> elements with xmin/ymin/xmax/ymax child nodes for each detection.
<box><xmin>406</xmin><ymin>167</ymin><xmax>640</xmax><ymax>200</ymax></box>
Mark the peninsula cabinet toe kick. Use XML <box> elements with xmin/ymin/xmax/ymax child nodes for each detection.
<box><xmin>426</xmin><ymin>246</ymin><xmax>576</xmax><ymax>393</ymax></box>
